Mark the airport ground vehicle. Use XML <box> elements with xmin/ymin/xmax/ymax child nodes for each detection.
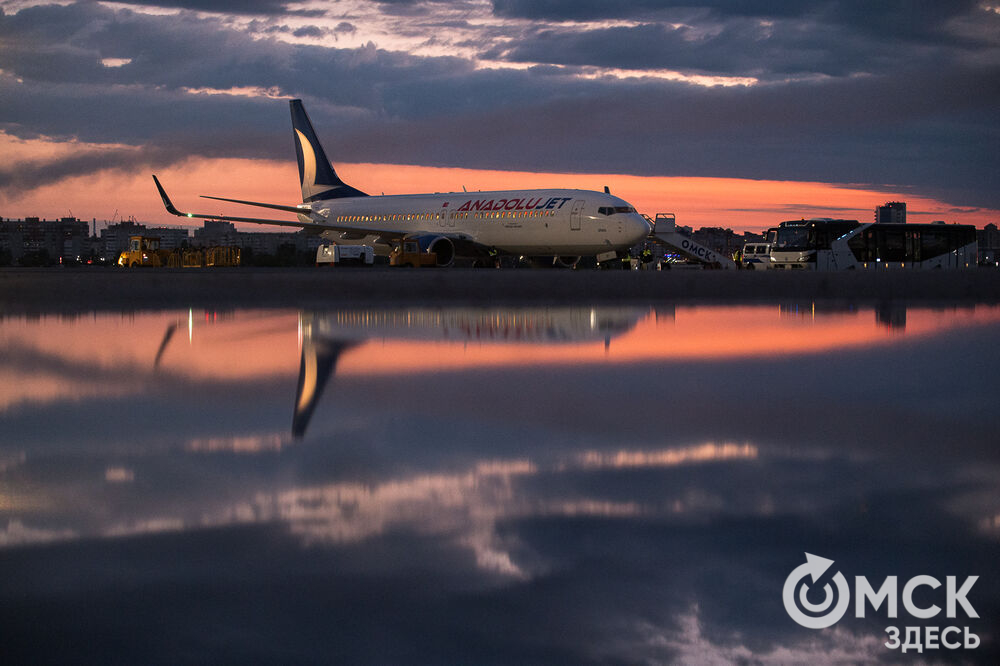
<box><xmin>645</xmin><ymin>213</ymin><xmax>737</xmax><ymax>269</ymax></box>
<box><xmin>118</xmin><ymin>235</ymin><xmax>240</xmax><ymax>268</ymax></box>
<box><xmin>770</xmin><ymin>219</ymin><xmax>977</xmax><ymax>270</ymax></box>
<box><xmin>741</xmin><ymin>242</ymin><xmax>772</xmax><ymax>269</ymax></box>
<box><xmin>316</xmin><ymin>244</ymin><xmax>374</xmax><ymax>266</ymax></box>
<box><xmin>118</xmin><ymin>236</ymin><xmax>169</xmax><ymax>267</ymax></box>
<box><xmin>390</xmin><ymin>240</ymin><xmax>438</xmax><ymax>267</ymax></box>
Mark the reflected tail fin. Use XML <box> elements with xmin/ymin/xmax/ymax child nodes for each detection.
<box><xmin>293</xmin><ymin>323</ymin><xmax>355</xmax><ymax>438</ymax></box>
<box><xmin>290</xmin><ymin>99</ymin><xmax>367</xmax><ymax>202</ymax></box>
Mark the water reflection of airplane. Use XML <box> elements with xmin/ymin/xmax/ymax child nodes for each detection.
<box><xmin>294</xmin><ymin>307</ymin><xmax>646</xmax><ymax>438</ymax></box>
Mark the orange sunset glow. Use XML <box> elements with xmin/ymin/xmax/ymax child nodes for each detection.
<box><xmin>4</xmin><ymin>305</ymin><xmax>1000</xmax><ymax>411</ymax></box>
<box><xmin>2</xmin><ymin>131</ymin><xmax>997</xmax><ymax>235</ymax></box>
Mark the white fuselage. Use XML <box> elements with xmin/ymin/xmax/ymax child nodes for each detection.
<box><xmin>301</xmin><ymin>188</ymin><xmax>651</xmax><ymax>255</ymax></box>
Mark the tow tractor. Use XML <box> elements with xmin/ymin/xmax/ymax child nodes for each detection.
<box><xmin>390</xmin><ymin>240</ymin><xmax>438</xmax><ymax>267</ymax></box>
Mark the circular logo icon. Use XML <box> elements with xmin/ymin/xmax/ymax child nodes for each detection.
<box><xmin>783</xmin><ymin>553</ymin><xmax>850</xmax><ymax>629</ymax></box>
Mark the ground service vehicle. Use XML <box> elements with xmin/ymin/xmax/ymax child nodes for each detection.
<box><xmin>741</xmin><ymin>242</ymin><xmax>772</xmax><ymax>270</ymax></box>
<box><xmin>390</xmin><ymin>240</ymin><xmax>438</xmax><ymax>267</ymax></box>
<box><xmin>316</xmin><ymin>244</ymin><xmax>374</xmax><ymax>266</ymax></box>
<box><xmin>118</xmin><ymin>236</ymin><xmax>168</xmax><ymax>267</ymax></box>
<box><xmin>769</xmin><ymin>219</ymin><xmax>977</xmax><ymax>270</ymax></box>
<box><xmin>118</xmin><ymin>235</ymin><xmax>240</xmax><ymax>268</ymax></box>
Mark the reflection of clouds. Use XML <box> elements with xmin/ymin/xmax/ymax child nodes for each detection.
<box><xmin>946</xmin><ymin>476</ymin><xmax>1000</xmax><ymax>541</ymax></box>
<box><xmin>981</xmin><ymin>514</ymin><xmax>1000</xmax><ymax>537</ymax></box>
<box><xmin>0</xmin><ymin>366</ymin><xmax>144</xmax><ymax>412</ymax></box>
<box><xmin>261</xmin><ymin>458</ymin><xmax>537</xmax><ymax>576</ymax></box>
<box><xmin>577</xmin><ymin>443</ymin><xmax>756</xmax><ymax>469</ymax></box>
<box><xmin>104</xmin><ymin>518</ymin><xmax>185</xmax><ymax>538</ymax></box>
<box><xmin>0</xmin><ymin>443</ymin><xmax>757</xmax><ymax>570</ymax></box>
<box><xmin>0</xmin><ymin>452</ymin><xmax>26</xmax><ymax>472</ymax></box>
<box><xmin>4</xmin><ymin>438</ymin><xmax>999</xmax><ymax>660</ymax></box>
<box><xmin>0</xmin><ymin>520</ymin><xmax>76</xmax><ymax>547</ymax></box>
<box><xmin>185</xmin><ymin>432</ymin><xmax>290</xmax><ymax>454</ymax></box>
<box><xmin>638</xmin><ymin>606</ymin><xmax>884</xmax><ymax>664</ymax></box>
<box><xmin>0</xmin><ymin>484</ymin><xmax>48</xmax><ymax>512</ymax></box>
<box><xmin>245</xmin><ymin>444</ymin><xmax>759</xmax><ymax>576</ymax></box>
<box><xmin>104</xmin><ymin>466</ymin><xmax>135</xmax><ymax>483</ymax></box>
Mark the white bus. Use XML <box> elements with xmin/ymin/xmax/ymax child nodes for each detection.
<box><xmin>770</xmin><ymin>219</ymin><xmax>977</xmax><ymax>270</ymax></box>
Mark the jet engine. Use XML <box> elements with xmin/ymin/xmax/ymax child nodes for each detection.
<box><xmin>414</xmin><ymin>235</ymin><xmax>455</xmax><ymax>267</ymax></box>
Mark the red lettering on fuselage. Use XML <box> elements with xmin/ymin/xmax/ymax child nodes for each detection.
<box><xmin>453</xmin><ymin>196</ymin><xmax>573</xmax><ymax>213</ymax></box>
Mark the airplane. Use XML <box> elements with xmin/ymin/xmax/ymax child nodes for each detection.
<box><xmin>293</xmin><ymin>306</ymin><xmax>647</xmax><ymax>437</ymax></box>
<box><xmin>153</xmin><ymin>99</ymin><xmax>652</xmax><ymax>267</ymax></box>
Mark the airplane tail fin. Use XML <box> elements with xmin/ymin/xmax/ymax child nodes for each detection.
<box><xmin>293</xmin><ymin>322</ymin><xmax>355</xmax><ymax>439</ymax></box>
<box><xmin>290</xmin><ymin>99</ymin><xmax>367</xmax><ymax>202</ymax></box>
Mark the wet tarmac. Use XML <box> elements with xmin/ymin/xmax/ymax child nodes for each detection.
<box><xmin>3</xmin><ymin>266</ymin><xmax>1000</xmax><ymax>314</ymax></box>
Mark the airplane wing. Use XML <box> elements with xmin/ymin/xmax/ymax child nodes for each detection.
<box><xmin>152</xmin><ymin>175</ymin><xmax>430</xmax><ymax>242</ymax></box>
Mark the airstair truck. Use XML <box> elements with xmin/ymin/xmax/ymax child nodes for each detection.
<box><xmin>648</xmin><ymin>213</ymin><xmax>737</xmax><ymax>269</ymax></box>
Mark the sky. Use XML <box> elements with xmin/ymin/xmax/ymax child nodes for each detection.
<box><xmin>1</xmin><ymin>1</ymin><xmax>999</xmax><ymax>233</ymax></box>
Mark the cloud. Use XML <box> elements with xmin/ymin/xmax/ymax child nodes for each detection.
<box><xmin>113</xmin><ymin>0</ymin><xmax>327</xmax><ymax>17</ymax></box>
<box><xmin>490</xmin><ymin>0</ymin><xmax>984</xmax><ymax>36</ymax></box>
<box><xmin>1</xmin><ymin>1</ymin><xmax>998</xmax><ymax>210</ymax></box>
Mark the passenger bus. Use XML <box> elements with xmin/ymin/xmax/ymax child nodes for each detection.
<box><xmin>769</xmin><ymin>219</ymin><xmax>977</xmax><ymax>270</ymax></box>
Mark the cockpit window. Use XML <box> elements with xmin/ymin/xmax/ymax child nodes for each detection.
<box><xmin>598</xmin><ymin>206</ymin><xmax>637</xmax><ymax>216</ymax></box>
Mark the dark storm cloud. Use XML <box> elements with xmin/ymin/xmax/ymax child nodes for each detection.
<box><xmin>292</xmin><ymin>25</ymin><xmax>323</xmax><ymax>38</ymax></box>
<box><xmin>492</xmin><ymin>0</ymin><xmax>982</xmax><ymax>36</ymax></box>
<box><xmin>112</xmin><ymin>0</ymin><xmax>326</xmax><ymax>17</ymax></box>
<box><xmin>1</xmin><ymin>1</ymin><xmax>998</xmax><ymax>209</ymax></box>
<box><xmin>490</xmin><ymin>20</ymin><xmax>882</xmax><ymax>78</ymax></box>
<box><xmin>492</xmin><ymin>2</ymin><xmax>997</xmax><ymax>79</ymax></box>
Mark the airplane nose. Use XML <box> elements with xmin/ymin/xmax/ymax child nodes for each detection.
<box><xmin>631</xmin><ymin>214</ymin><xmax>652</xmax><ymax>241</ymax></box>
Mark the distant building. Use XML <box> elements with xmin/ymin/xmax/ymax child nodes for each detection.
<box><xmin>0</xmin><ymin>216</ymin><xmax>91</xmax><ymax>264</ymax></box>
<box><xmin>146</xmin><ymin>226</ymin><xmax>191</xmax><ymax>251</ymax></box>
<box><xmin>875</xmin><ymin>201</ymin><xmax>906</xmax><ymax>224</ymax></box>
<box><xmin>1</xmin><ymin>214</ymin><xmax>340</xmax><ymax>266</ymax></box>
<box><xmin>690</xmin><ymin>227</ymin><xmax>744</xmax><ymax>256</ymax></box>
<box><xmin>193</xmin><ymin>220</ymin><xmax>240</xmax><ymax>248</ymax></box>
<box><xmin>978</xmin><ymin>223</ymin><xmax>1000</xmax><ymax>265</ymax></box>
<box><xmin>190</xmin><ymin>219</ymin><xmax>327</xmax><ymax>257</ymax></box>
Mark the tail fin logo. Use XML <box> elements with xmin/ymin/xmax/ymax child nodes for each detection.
<box><xmin>295</xmin><ymin>128</ymin><xmax>319</xmax><ymax>197</ymax></box>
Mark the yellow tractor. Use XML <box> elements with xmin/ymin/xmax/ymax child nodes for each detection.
<box><xmin>389</xmin><ymin>240</ymin><xmax>437</xmax><ymax>267</ymax></box>
<box><xmin>118</xmin><ymin>236</ymin><xmax>169</xmax><ymax>267</ymax></box>
<box><xmin>118</xmin><ymin>236</ymin><xmax>241</xmax><ymax>268</ymax></box>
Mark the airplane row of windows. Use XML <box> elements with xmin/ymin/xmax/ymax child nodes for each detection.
<box><xmin>334</xmin><ymin>210</ymin><xmax>558</xmax><ymax>223</ymax></box>
<box><xmin>336</xmin><ymin>213</ymin><xmax>441</xmax><ymax>223</ymax></box>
